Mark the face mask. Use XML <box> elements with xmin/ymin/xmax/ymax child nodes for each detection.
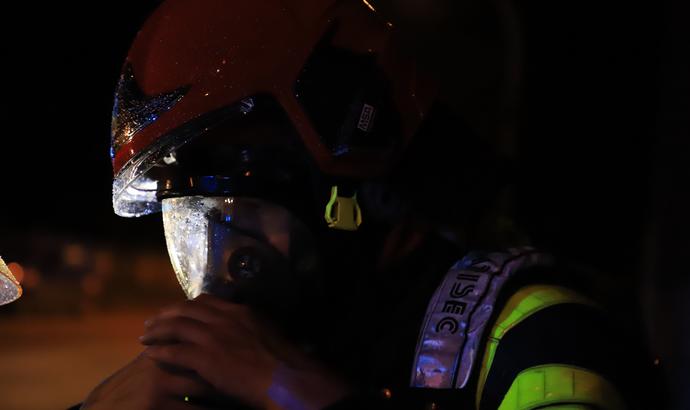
<box><xmin>161</xmin><ymin>196</ymin><xmax>317</xmax><ymax>306</ymax></box>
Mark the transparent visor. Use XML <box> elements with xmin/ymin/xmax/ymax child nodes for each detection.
<box><xmin>162</xmin><ymin>196</ymin><xmax>311</xmax><ymax>301</ymax></box>
<box><xmin>0</xmin><ymin>257</ymin><xmax>22</xmax><ymax>306</ymax></box>
<box><xmin>113</xmin><ymin>98</ymin><xmax>257</xmax><ymax>218</ymax></box>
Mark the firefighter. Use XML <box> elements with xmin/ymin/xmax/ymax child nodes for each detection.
<box><xmin>80</xmin><ymin>1</ymin><xmax>644</xmax><ymax>409</ymax></box>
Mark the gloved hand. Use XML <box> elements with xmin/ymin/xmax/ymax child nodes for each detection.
<box><xmin>140</xmin><ymin>294</ymin><xmax>351</xmax><ymax>410</ymax></box>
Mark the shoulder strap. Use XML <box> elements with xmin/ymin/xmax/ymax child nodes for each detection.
<box><xmin>410</xmin><ymin>247</ymin><xmax>550</xmax><ymax>389</ymax></box>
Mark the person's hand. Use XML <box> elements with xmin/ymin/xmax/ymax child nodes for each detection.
<box><xmin>80</xmin><ymin>352</ymin><xmax>216</xmax><ymax>410</ymax></box>
<box><xmin>140</xmin><ymin>294</ymin><xmax>351</xmax><ymax>410</ymax></box>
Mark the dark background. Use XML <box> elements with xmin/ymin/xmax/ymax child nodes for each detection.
<box><xmin>0</xmin><ymin>0</ymin><xmax>676</xmax><ymax>267</ymax></box>
<box><xmin>2</xmin><ymin>2</ymin><xmax>162</xmax><ymax>241</ymax></box>
<box><xmin>0</xmin><ymin>0</ymin><xmax>688</xmax><ymax>409</ymax></box>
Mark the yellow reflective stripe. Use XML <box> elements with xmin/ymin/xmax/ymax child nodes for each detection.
<box><xmin>476</xmin><ymin>285</ymin><xmax>596</xmax><ymax>409</ymax></box>
<box><xmin>490</xmin><ymin>285</ymin><xmax>595</xmax><ymax>340</ymax></box>
<box><xmin>478</xmin><ymin>338</ymin><xmax>500</xmax><ymax>407</ymax></box>
<box><xmin>497</xmin><ymin>364</ymin><xmax>626</xmax><ymax>410</ymax></box>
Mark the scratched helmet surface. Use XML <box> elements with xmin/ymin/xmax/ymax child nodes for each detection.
<box><xmin>111</xmin><ymin>0</ymin><xmax>436</xmax><ymax>217</ymax></box>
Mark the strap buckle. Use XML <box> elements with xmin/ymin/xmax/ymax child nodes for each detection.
<box><xmin>324</xmin><ymin>185</ymin><xmax>362</xmax><ymax>231</ymax></box>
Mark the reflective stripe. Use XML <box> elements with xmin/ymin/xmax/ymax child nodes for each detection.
<box><xmin>476</xmin><ymin>285</ymin><xmax>596</xmax><ymax>408</ymax></box>
<box><xmin>410</xmin><ymin>248</ymin><xmax>551</xmax><ymax>389</ymax></box>
<box><xmin>497</xmin><ymin>364</ymin><xmax>626</xmax><ymax>410</ymax></box>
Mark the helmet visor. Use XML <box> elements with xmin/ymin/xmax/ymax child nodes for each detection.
<box><xmin>162</xmin><ymin>196</ymin><xmax>312</xmax><ymax>303</ymax></box>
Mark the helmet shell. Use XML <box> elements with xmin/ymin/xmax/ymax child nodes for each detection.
<box><xmin>111</xmin><ymin>0</ymin><xmax>436</xmax><ymax>217</ymax></box>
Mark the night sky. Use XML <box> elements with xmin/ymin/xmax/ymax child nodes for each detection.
<box><xmin>2</xmin><ymin>2</ymin><xmax>162</xmax><ymax>243</ymax></box>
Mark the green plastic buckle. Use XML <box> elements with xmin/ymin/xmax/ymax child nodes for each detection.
<box><xmin>324</xmin><ymin>186</ymin><xmax>362</xmax><ymax>231</ymax></box>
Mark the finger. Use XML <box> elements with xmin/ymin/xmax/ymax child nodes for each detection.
<box><xmin>146</xmin><ymin>296</ymin><xmax>252</xmax><ymax>330</ymax></box>
<box><xmin>148</xmin><ymin>301</ymin><xmax>228</xmax><ymax>327</ymax></box>
<box><xmin>144</xmin><ymin>343</ymin><xmax>211</xmax><ymax>377</ymax></box>
<box><xmin>192</xmin><ymin>295</ymin><xmax>261</xmax><ymax>334</ymax></box>
<box><xmin>160</xmin><ymin>371</ymin><xmax>215</xmax><ymax>398</ymax></box>
<box><xmin>141</xmin><ymin>317</ymin><xmax>215</xmax><ymax>347</ymax></box>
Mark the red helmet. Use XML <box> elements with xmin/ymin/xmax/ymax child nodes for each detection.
<box><xmin>111</xmin><ymin>0</ymin><xmax>436</xmax><ymax>218</ymax></box>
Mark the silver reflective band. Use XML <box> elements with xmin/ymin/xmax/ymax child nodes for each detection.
<box><xmin>410</xmin><ymin>248</ymin><xmax>549</xmax><ymax>389</ymax></box>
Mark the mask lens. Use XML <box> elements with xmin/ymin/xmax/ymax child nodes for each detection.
<box><xmin>161</xmin><ymin>196</ymin><xmax>299</xmax><ymax>301</ymax></box>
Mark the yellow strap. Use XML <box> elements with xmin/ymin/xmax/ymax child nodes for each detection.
<box><xmin>497</xmin><ymin>364</ymin><xmax>626</xmax><ymax>410</ymax></box>
<box><xmin>476</xmin><ymin>285</ymin><xmax>597</xmax><ymax>408</ymax></box>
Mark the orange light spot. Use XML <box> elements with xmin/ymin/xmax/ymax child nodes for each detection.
<box><xmin>6</xmin><ymin>262</ymin><xmax>24</xmax><ymax>284</ymax></box>
<box><xmin>22</xmin><ymin>267</ymin><xmax>42</xmax><ymax>289</ymax></box>
<box><xmin>63</xmin><ymin>244</ymin><xmax>87</xmax><ymax>268</ymax></box>
<box><xmin>81</xmin><ymin>275</ymin><xmax>103</xmax><ymax>297</ymax></box>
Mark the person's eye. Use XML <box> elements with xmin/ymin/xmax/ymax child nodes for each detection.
<box><xmin>227</xmin><ymin>247</ymin><xmax>262</xmax><ymax>280</ymax></box>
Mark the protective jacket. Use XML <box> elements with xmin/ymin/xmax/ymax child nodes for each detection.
<box><xmin>323</xmin><ymin>239</ymin><xmax>634</xmax><ymax>410</ymax></box>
